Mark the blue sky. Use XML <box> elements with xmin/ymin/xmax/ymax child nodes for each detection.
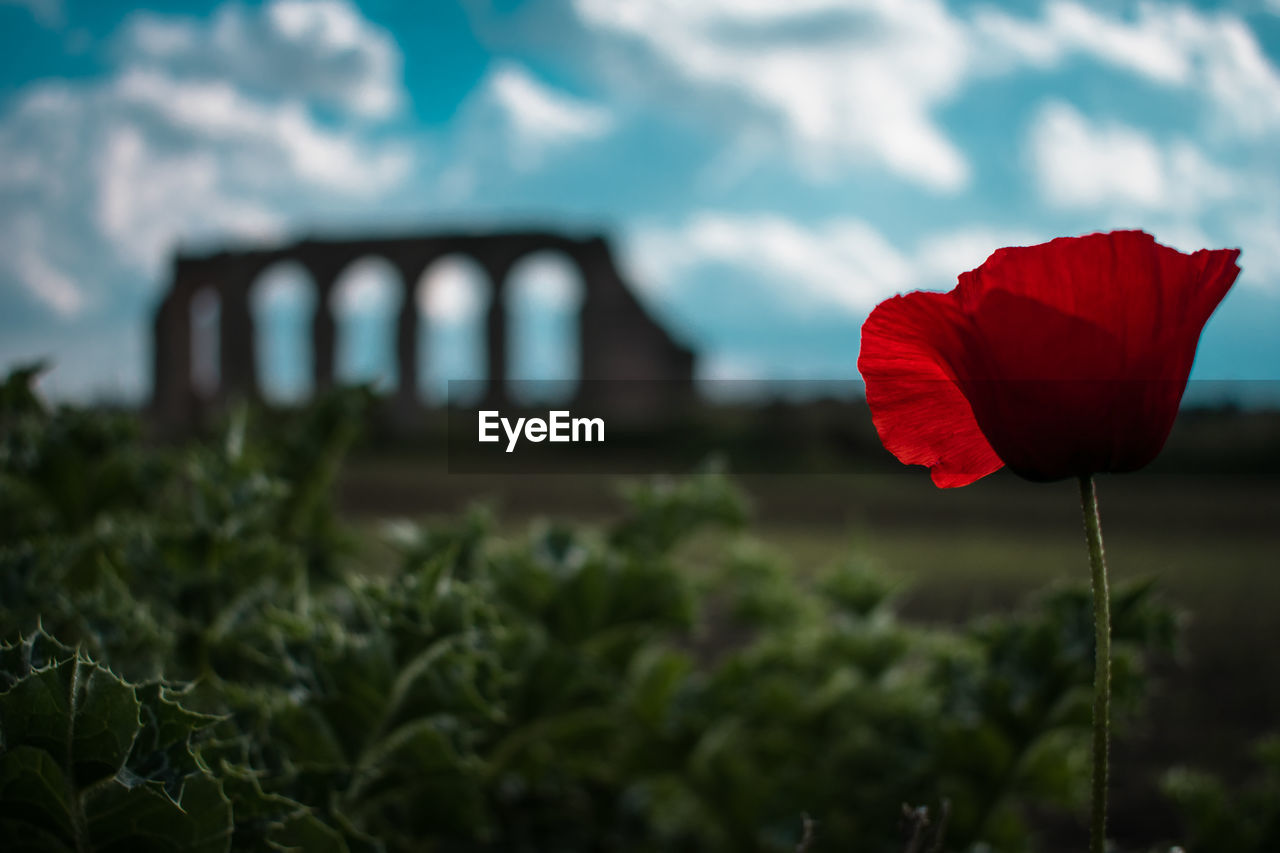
<box><xmin>2</xmin><ymin>0</ymin><xmax>1279</xmax><ymax>403</ymax></box>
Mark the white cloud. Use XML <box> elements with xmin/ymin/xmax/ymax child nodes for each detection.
<box><xmin>631</xmin><ymin>214</ymin><xmax>906</xmax><ymax>313</ymax></box>
<box><xmin>1227</xmin><ymin>208</ymin><xmax>1280</xmax><ymax>287</ymax></box>
<box><xmin>332</xmin><ymin>258</ymin><xmax>399</xmax><ymax>315</ymax></box>
<box><xmin>1</xmin><ymin>213</ymin><xmax>83</xmax><ymax>315</ymax></box>
<box><xmin>629</xmin><ymin>211</ymin><xmax>1272</xmax><ymax>318</ymax></box>
<box><xmin>110</xmin><ymin>69</ymin><xmax>411</xmax><ymax>194</ymax></box>
<box><xmin>489</xmin><ymin>62</ymin><xmax>613</xmax><ymax>159</ymax></box>
<box><xmin>974</xmin><ymin>1</ymin><xmax>1192</xmax><ymax>82</ymax></box>
<box><xmin>93</xmin><ymin>121</ymin><xmax>285</xmax><ymax>273</ymax></box>
<box><xmin>629</xmin><ymin>213</ymin><xmax>1043</xmax><ymax>315</ymax></box>
<box><xmin>978</xmin><ymin>1</ymin><xmax>1280</xmax><ymax>137</ymax></box>
<box><xmin>913</xmin><ymin>226</ymin><xmax>1047</xmax><ymax>283</ymax></box>
<box><xmin>556</xmin><ymin>0</ymin><xmax>1280</xmax><ymax>194</ymax></box>
<box><xmin>571</xmin><ymin>0</ymin><xmax>972</xmax><ymax>192</ymax></box>
<box><xmin>509</xmin><ymin>253</ymin><xmax>585</xmax><ymax>308</ymax></box>
<box><xmin>253</xmin><ymin>263</ymin><xmax>314</xmax><ymax>312</ymax></box>
<box><xmin>419</xmin><ymin>257</ymin><xmax>489</xmax><ymax>323</ymax></box>
<box><xmin>0</xmin><ymin>0</ymin><xmax>412</xmax><ymax>319</ymax></box>
<box><xmin>434</xmin><ymin>61</ymin><xmax>614</xmax><ymax>199</ymax></box>
<box><xmin>118</xmin><ymin>0</ymin><xmax>403</xmax><ymax>119</ymax></box>
<box><xmin>449</xmin><ymin>61</ymin><xmax>612</xmax><ymax>185</ymax></box>
<box><xmin>1030</xmin><ymin>102</ymin><xmax>1165</xmax><ymax>209</ymax></box>
<box><xmin>418</xmin><ymin>253</ymin><xmax>591</xmax><ymax>324</ymax></box>
<box><xmin>1028</xmin><ymin>100</ymin><xmax>1237</xmax><ymax>212</ymax></box>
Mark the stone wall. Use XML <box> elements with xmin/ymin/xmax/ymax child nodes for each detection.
<box><xmin>151</xmin><ymin>229</ymin><xmax>696</xmax><ymax>430</ymax></box>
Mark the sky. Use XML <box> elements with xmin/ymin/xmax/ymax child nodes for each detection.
<box><xmin>1</xmin><ymin>0</ymin><xmax>1279</xmax><ymax>404</ymax></box>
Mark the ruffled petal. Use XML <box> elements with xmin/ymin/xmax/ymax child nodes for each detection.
<box><xmin>1147</xmin><ymin>242</ymin><xmax>1242</xmax><ymax>379</ymax></box>
<box><xmin>955</xmin><ymin>231</ymin><xmax>1240</xmax><ymax>382</ymax></box>
<box><xmin>955</xmin><ymin>231</ymin><xmax>1161</xmax><ymax>342</ymax></box>
<box><xmin>860</xmin><ymin>231</ymin><xmax>1242</xmax><ymax>487</ymax></box>
<box><xmin>950</xmin><ymin>233</ymin><xmax>1241</xmax><ymax>480</ymax></box>
<box><xmin>858</xmin><ymin>291</ymin><xmax>1004</xmax><ymax>487</ymax></box>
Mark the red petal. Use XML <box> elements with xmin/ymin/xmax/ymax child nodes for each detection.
<box><xmin>951</xmin><ymin>231</ymin><xmax>1241</xmax><ymax>479</ymax></box>
<box><xmin>858</xmin><ymin>291</ymin><xmax>1004</xmax><ymax>487</ymax></box>
<box><xmin>955</xmin><ymin>290</ymin><xmax>1142</xmax><ymax>479</ymax></box>
<box><xmin>860</xmin><ymin>231</ymin><xmax>1241</xmax><ymax>486</ymax></box>
<box><xmin>1147</xmin><ymin>241</ymin><xmax>1242</xmax><ymax>378</ymax></box>
<box><xmin>955</xmin><ymin>231</ymin><xmax>1240</xmax><ymax>382</ymax></box>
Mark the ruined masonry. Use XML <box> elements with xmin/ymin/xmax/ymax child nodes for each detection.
<box><xmin>151</xmin><ymin>230</ymin><xmax>695</xmax><ymax>430</ymax></box>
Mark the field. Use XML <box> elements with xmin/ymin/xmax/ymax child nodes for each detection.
<box><xmin>5</xmin><ymin>378</ymin><xmax>1277</xmax><ymax>851</ymax></box>
<box><xmin>339</xmin><ymin>461</ymin><xmax>1280</xmax><ymax>848</ymax></box>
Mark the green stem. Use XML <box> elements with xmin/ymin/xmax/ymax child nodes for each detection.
<box><xmin>1079</xmin><ymin>474</ymin><xmax>1111</xmax><ymax>853</ymax></box>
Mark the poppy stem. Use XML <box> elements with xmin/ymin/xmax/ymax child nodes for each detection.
<box><xmin>1079</xmin><ymin>474</ymin><xmax>1111</xmax><ymax>853</ymax></box>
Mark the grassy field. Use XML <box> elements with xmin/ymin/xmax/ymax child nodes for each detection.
<box><xmin>706</xmin><ymin>504</ymin><xmax>1280</xmax><ymax>845</ymax></box>
<box><xmin>338</xmin><ymin>460</ymin><xmax>1279</xmax><ymax>847</ymax></box>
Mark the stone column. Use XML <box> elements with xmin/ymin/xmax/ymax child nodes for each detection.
<box><xmin>484</xmin><ymin>274</ymin><xmax>508</xmax><ymax>407</ymax></box>
<box><xmin>218</xmin><ymin>278</ymin><xmax>259</xmax><ymax>403</ymax></box>
<box><xmin>393</xmin><ymin>265</ymin><xmax>420</xmax><ymax>415</ymax></box>
<box><xmin>151</xmin><ymin>285</ymin><xmax>193</xmax><ymax>429</ymax></box>
<box><xmin>311</xmin><ymin>278</ymin><xmax>336</xmax><ymax>392</ymax></box>
<box><xmin>571</xmin><ymin>239</ymin><xmax>621</xmax><ymax>385</ymax></box>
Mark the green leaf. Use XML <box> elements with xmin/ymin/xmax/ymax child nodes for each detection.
<box><xmin>127</xmin><ymin>682</ymin><xmax>222</xmax><ymax>803</ymax></box>
<box><xmin>1</xmin><ymin>631</ymin><xmax>234</xmax><ymax>853</ymax></box>
<box><xmin>0</xmin><ymin>628</ymin><xmax>76</xmax><ymax>690</ymax></box>
<box><xmin>0</xmin><ymin>659</ymin><xmax>76</xmax><ymax>758</ymax></box>
<box><xmin>348</xmin><ymin>716</ymin><xmax>488</xmax><ymax>837</ymax></box>
<box><xmin>0</xmin><ymin>745</ymin><xmax>77</xmax><ymax>846</ymax></box>
<box><xmin>207</xmin><ymin>761</ymin><xmax>349</xmax><ymax>853</ymax></box>
<box><xmin>269</xmin><ymin>810</ymin><xmax>351</xmax><ymax>853</ymax></box>
<box><xmin>0</xmin><ymin>643</ymin><xmax>139</xmax><ymax>789</ymax></box>
<box><xmin>73</xmin><ymin>663</ymin><xmax>143</xmax><ymax>787</ymax></box>
<box><xmin>84</xmin><ymin>773</ymin><xmax>232</xmax><ymax>853</ymax></box>
<box><xmin>625</xmin><ymin>647</ymin><xmax>691</xmax><ymax>730</ymax></box>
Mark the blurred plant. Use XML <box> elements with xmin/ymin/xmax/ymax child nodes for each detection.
<box><xmin>1161</xmin><ymin>734</ymin><xmax>1280</xmax><ymax>852</ymax></box>
<box><xmin>0</xmin><ymin>627</ymin><xmax>232</xmax><ymax>852</ymax></box>
<box><xmin>1</xmin><ymin>366</ymin><xmax>1184</xmax><ymax>851</ymax></box>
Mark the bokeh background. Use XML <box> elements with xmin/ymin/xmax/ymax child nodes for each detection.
<box><xmin>2</xmin><ymin>0</ymin><xmax>1280</xmax><ymax>402</ymax></box>
<box><xmin>2</xmin><ymin>2</ymin><xmax>1280</xmax><ymax>851</ymax></box>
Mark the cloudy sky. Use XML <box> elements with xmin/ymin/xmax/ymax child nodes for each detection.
<box><xmin>2</xmin><ymin>0</ymin><xmax>1279</xmax><ymax>402</ymax></box>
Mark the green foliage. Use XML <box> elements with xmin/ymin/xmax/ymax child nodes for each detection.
<box><xmin>0</xmin><ymin>366</ymin><xmax>1184</xmax><ymax>852</ymax></box>
<box><xmin>1161</xmin><ymin>735</ymin><xmax>1280</xmax><ymax>852</ymax></box>
<box><xmin>0</xmin><ymin>628</ymin><xmax>231</xmax><ymax>853</ymax></box>
<box><xmin>932</xmin><ymin>579</ymin><xmax>1178</xmax><ymax>851</ymax></box>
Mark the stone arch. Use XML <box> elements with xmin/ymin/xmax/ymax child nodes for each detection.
<box><xmin>152</xmin><ymin>229</ymin><xmax>696</xmax><ymax>432</ymax></box>
<box><xmin>416</xmin><ymin>254</ymin><xmax>491</xmax><ymax>405</ymax></box>
<box><xmin>250</xmin><ymin>261</ymin><xmax>316</xmax><ymax>405</ymax></box>
<box><xmin>503</xmin><ymin>250</ymin><xmax>586</xmax><ymax>404</ymax></box>
<box><xmin>330</xmin><ymin>256</ymin><xmax>402</xmax><ymax>391</ymax></box>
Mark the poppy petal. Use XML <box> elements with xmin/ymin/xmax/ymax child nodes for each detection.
<box><xmin>860</xmin><ymin>231</ymin><xmax>1241</xmax><ymax>487</ymax></box>
<box><xmin>955</xmin><ymin>232</ymin><xmax>1163</xmax><ymax>338</ymax></box>
<box><xmin>1148</xmin><ymin>242</ymin><xmax>1242</xmax><ymax>378</ymax></box>
<box><xmin>858</xmin><ymin>291</ymin><xmax>1004</xmax><ymax>488</ymax></box>
<box><xmin>955</xmin><ymin>231</ymin><xmax>1240</xmax><ymax>381</ymax></box>
<box><xmin>950</xmin><ymin>232</ymin><xmax>1241</xmax><ymax>480</ymax></box>
<box><xmin>956</xmin><ymin>289</ymin><xmax>1137</xmax><ymax>480</ymax></box>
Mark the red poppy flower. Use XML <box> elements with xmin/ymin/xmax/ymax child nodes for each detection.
<box><xmin>858</xmin><ymin>230</ymin><xmax>1241</xmax><ymax>487</ymax></box>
